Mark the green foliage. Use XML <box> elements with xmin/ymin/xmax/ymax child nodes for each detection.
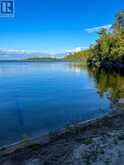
<box><xmin>63</xmin><ymin>49</ymin><xmax>90</xmax><ymax>61</ymax></box>
<box><xmin>87</xmin><ymin>67</ymin><xmax>124</xmax><ymax>103</ymax></box>
<box><xmin>22</xmin><ymin>57</ymin><xmax>61</xmax><ymax>62</ymax></box>
<box><xmin>22</xmin><ymin>49</ymin><xmax>90</xmax><ymax>62</ymax></box>
<box><xmin>113</xmin><ymin>11</ymin><xmax>124</xmax><ymax>33</ymax></box>
<box><xmin>87</xmin><ymin>10</ymin><xmax>124</xmax><ymax>68</ymax></box>
<box><xmin>21</xmin><ymin>135</ymin><xmax>30</xmax><ymax>145</ymax></box>
<box><xmin>83</xmin><ymin>138</ymin><xmax>93</xmax><ymax>145</ymax></box>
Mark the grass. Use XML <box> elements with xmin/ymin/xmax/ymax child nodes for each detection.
<box><xmin>83</xmin><ymin>138</ymin><xmax>93</xmax><ymax>145</ymax></box>
<box><xmin>21</xmin><ymin>135</ymin><xmax>30</xmax><ymax>145</ymax></box>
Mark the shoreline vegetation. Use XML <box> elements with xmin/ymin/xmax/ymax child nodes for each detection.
<box><xmin>87</xmin><ymin>10</ymin><xmax>124</xmax><ymax>72</ymax></box>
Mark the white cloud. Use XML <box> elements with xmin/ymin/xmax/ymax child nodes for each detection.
<box><xmin>85</xmin><ymin>24</ymin><xmax>112</xmax><ymax>33</ymax></box>
<box><xmin>65</xmin><ymin>47</ymin><xmax>81</xmax><ymax>53</ymax></box>
<box><xmin>0</xmin><ymin>49</ymin><xmax>48</xmax><ymax>55</ymax></box>
<box><xmin>64</xmin><ymin>47</ymin><xmax>88</xmax><ymax>54</ymax></box>
<box><xmin>0</xmin><ymin>47</ymin><xmax>88</xmax><ymax>55</ymax></box>
<box><xmin>0</xmin><ymin>49</ymin><xmax>59</xmax><ymax>55</ymax></box>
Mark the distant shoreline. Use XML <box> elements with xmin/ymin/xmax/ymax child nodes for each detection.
<box><xmin>0</xmin><ymin>49</ymin><xmax>89</xmax><ymax>62</ymax></box>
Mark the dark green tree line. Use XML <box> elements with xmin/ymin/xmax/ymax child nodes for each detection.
<box><xmin>87</xmin><ymin>10</ymin><xmax>124</xmax><ymax>69</ymax></box>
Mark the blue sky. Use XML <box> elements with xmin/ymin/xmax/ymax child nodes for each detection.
<box><xmin>0</xmin><ymin>0</ymin><xmax>124</xmax><ymax>53</ymax></box>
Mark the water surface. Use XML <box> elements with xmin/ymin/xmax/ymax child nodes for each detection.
<box><xmin>0</xmin><ymin>62</ymin><xmax>119</xmax><ymax>146</ymax></box>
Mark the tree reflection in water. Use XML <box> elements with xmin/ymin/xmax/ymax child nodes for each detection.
<box><xmin>66</xmin><ymin>62</ymin><xmax>124</xmax><ymax>110</ymax></box>
<box><xmin>88</xmin><ymin>68</ymin><xmax>124</xmax><ymax>100</ymax></box>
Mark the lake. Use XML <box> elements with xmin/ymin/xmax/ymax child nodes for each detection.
<box><xmin>0</xmin><ymin>61</ymin><xmax>122</xmax><ymax>146</ymax></box>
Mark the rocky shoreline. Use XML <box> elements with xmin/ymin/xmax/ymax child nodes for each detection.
<box><xmin>1</xmin><ymin>110</ymin><xmax>124</xmax><ymax>165</ymax></box>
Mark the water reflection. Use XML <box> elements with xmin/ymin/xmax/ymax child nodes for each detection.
<box><xmin>0</xmin><ymin>62</ymin><xmax>74</xmax><ymax>76</ymax></box>
<box><xmin>88</xmin><ymin>68</ymin><xmax>124</xmax><ymax>101</ymax></box>
<box><xmin>65</xmin><ymin>62</ymin><xmax>87</xmax><ymax>72</ymax></box>
<box><xmin>15</xmin><ymin>95</ymin><xmax>26</xmax><ymax>137</ymax></box>
<box><xmin>0</xmin><ymin>62</ymin><xmax>114</xmax><ymax>146</ymax></box>
<box><xmin>66</xmin><ymin>63</ymin><xmax>124</xmax><ymax>110</ymax></box>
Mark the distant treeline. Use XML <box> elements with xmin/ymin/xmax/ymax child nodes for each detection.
<box><xmin>63</xmin><ymin>49</ymin><xmax>90</xmax><ymax>61</ymax></box>
<box><xmin>22</xmin><ymin>57</ymin><xmax>61</xmax><ymax>62</ymax></box>
<box><xmin>22</xmin><ymin>49</ymin><xmax>90</xmax><ymax>62</ymax></box>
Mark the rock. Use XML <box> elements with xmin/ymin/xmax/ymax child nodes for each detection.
<box><xmin>118</xmin><ymin>98</ymin><xmax>124</xmax><ymax>104</ymax></box>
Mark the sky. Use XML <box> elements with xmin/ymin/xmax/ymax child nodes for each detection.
<box><xmin>0</xmin><ymin>0</ymin><xmax>124</xmax><ymax>53</ymax></box>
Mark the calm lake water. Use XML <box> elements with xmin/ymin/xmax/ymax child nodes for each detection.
<box><xmin>0</xmin><ymin>62</ymin><xmax>122</xmax><ymax>146</ymax></box>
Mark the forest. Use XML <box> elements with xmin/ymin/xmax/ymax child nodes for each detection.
<box><xmin>87</xmin><ymin>10</ymin><xmax>124</xmax><ymax>70</ymax></box>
